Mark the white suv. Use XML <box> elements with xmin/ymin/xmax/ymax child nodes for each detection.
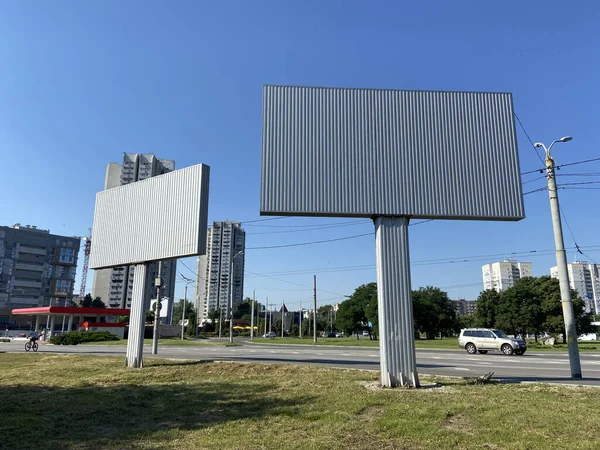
<box><xmin>262</xmin><ymin>332</ymin><xmax>277</xmax><ymax>339</ymax></box>
<box><xmin>458</xmin><ymin>328</ymin><xmax>526</xmax><ymax>356</ymax></box>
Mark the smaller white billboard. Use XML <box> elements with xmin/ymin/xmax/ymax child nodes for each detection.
<box><xmin>90</xmin><ymin>164</ymin><xmax>210</xmax><ymax>269</ymax></box>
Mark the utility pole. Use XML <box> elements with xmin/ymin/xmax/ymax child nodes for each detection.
<box><xmin>181</xmin><ymin>282</ymin><xmax>189</xmax><ymax>340</ymax></box>
<box><xmin>313</xmin><ymin>275</ymin><xmax>317</xmax><ymax>343</ymax></box>
<box><xmin>264</xmin><ymin>296</ymin><xmax>268</xmax><ymax>337</ymax></box>
<box><xmin>299</xmin><ymin>301</ymin><xmax>302</xmax><ymax>338</ymax></box>
<box><xmin>535</xmin><ymin>136</ymin><xmax>582</xmax><ymax>378</ymax></box>
<box><xmin>250</xmin><ymin>290</ymin><xmax>255</xmax><ymax>341</ymax></box>
<box><xmin>152</xmin><ymin>261</ymin><xmax>163</xmax><ymax>355</ymax></box>
<box><xmin>229</xmin><ymin>261</ymin><xmax>234</xmax><ymax>344</ymax></box>
<box><xmin>281</xmin><ymin>302</ymin><xmax>285</xmax><ymax>338</ymax></box>
<box><xmin>218</xmin><ymin>301</ymin><xmax>222</xmax><ymax>338</ymax></box>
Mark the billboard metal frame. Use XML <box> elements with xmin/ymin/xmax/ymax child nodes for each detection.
<box><xmin>260</xmin><ymin>85</ymin><xmax>525</xmax><ymax>387</ymax></box>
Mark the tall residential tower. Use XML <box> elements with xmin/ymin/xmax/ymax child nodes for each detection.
<box><xmin>0</xmin><ymin>224</ymin><xmax>80</xmax><ymax>326</ymax></box>
<box><xmin>551</xmin><ymin>261</ymin><xmax>600</xmax><ymax>314</ymax></box>
<box><xmin>482</xmin><ymin>260</ymin><xmax>532</xmax><ymax>292</ymax></box>
<box><xmin>196</xmin><ymin>221</ymin><xmax>245</xmax><ymax>324</ymax></box>
<box><xmin>91</xmin><ymin>154</ymin><xmax>177</xmax><ymax>320</ymax></box>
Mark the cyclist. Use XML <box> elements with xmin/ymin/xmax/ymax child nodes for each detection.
<box><xmin>28</xmin><ymin>330</ymin><xmax>40</xmax><ymax>343</ymax></box>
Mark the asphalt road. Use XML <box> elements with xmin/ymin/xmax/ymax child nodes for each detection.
<box><xmin>4</xmin><ymin>339</ymin><xmax>600</xmax><ymax>386</ymax></box>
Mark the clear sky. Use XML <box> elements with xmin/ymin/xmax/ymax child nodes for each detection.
<box><xmin>1</xmin><ymin>1</ymin><xmax>599</xmax><ymax>311</ymax></box>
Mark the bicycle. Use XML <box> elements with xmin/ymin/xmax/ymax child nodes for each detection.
<box><xmin>25</xmin><ymin>340</ymin><xmax>39</xmax><ymax>352</ymax></box>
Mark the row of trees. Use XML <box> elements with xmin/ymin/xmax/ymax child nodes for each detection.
<box><xmin>471</xmin><ymin>276</ymin><xmax>593</xmax><ymax>342</ymax></box>
<box><xmin>335</xmin><ymin>282</ymin><xmax>457</xmax><ymax>339</ymax></box>
<box><xmin>335</xmin><ymin>276</ymin><xmax>594</xmax><ymax>341</ymax></box>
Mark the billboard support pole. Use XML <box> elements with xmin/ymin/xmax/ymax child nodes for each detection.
<box><xmin>125</xmin><ymin>263</ymin><xmax>147</xmax><ymax>368</ymax></box>
<box><xmin>375</xmin><ymin>216</ymin><xmax>419</xmax><ymax>388</ymax></box>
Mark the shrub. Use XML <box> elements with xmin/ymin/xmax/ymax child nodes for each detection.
<box><xmin>50</xmin><ymin>331</ymin><xmax>120</xmax><ymax>345</ymax></box>
<box><xmin>0</xmin><ymin>338</ymin><xmax>10</xmax><ymax>343</ymax></box>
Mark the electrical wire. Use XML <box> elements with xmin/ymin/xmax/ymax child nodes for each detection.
<box><xmin>523</xmin><ymin>187</ymin><xmax>547</xmax><ymax>195</ymax></box>
<box><xmin>557</xmin><ymin>157</ymin><xmax>600</xmax><ymax>169</ymax></box>
<box><xmin>514</xmin><ymin>113</ymin><xmax>545</xmax><ymax>164</ymax></box>
<box><xmin>244</xmin><ymin>219</ymin><xmax>370</xmax><ymax>228</ymax></box>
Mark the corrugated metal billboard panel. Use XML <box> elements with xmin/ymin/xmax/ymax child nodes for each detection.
<box><xmin>90</xmin><ymin>164</ymin><xmax>210</xmax><ymax>269</ymax></box>
<box><xmin>261</xmin><ymin>86</ymin><xmax>524</xmax><ymax>220</ymax></box>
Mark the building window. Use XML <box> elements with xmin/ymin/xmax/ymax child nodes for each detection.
<box><xmin>58</xmin><ymin>248</ymin><xmax>75</xmax><ymax>264</ymax></box>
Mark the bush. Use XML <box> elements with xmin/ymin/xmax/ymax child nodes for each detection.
<box><xmin>50</xmin><ymin>331</ymin><xmax>120</xmax><ymax>345</ymax></box>
<box><xmin>0</xmin><ymin>338</ymin><xmax>10</xmax><ymax>343</ymax></box>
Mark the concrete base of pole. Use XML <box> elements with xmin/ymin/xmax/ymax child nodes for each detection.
<box><xmin>374</xmin><ymin>216</ymin><xmax>420</xmax><ymax>388</ymax></box>
<box><xmin>125</xmin><ymin>264</ymin><xmax>147</xmax><ymax>368</ymax></box>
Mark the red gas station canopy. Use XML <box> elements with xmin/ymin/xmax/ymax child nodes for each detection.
<box><xmin>11</xmin><ymin>306</ymin><xmax>131</xmax><ymax>316</ymax></box>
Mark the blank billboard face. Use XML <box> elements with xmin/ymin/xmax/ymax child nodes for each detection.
<box><xmin>261</xmin><ymin>86</ymin><xmax>525</xmax><ymax>221</ymax></box>
<box><xmin>90</xmin><ymin>164</ymin><xmax>210</xmax><ymax>269</ymax></box>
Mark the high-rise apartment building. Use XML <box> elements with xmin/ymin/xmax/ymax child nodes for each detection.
<box><xmin>550</xmin><ymin>261</ymin><xmax>600</xmax><ymax>314</ymax></box>
<box><xmin>0</xmin><ymin>224</ymin><xmax>80</xmax><ymax>326</ymax></box>
<box><xmin>453</xmin><ymin>299</ymin><xmax>477</xmax><ymax>315</ymax></box>
<box><xmin>482</xmin><ymin>260</ymin><xmax>532</xmax><ymax>292</ymax></box>
<box><xmin>92</xmin><ymin>154</ymin><xmax>177</xmax><ymax>320</ymax></box>
<box><xmin>196</xmin><ymin>221</ymin><xmax>245</xmax><ymax>324</ymax></box>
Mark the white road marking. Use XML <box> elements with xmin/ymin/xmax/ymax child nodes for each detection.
<box><xmin>454</xmin><ymin>367</ymin><xmax>470</xmax><ymax>371</ymax></box>
<box><xmin>477</xmin><ymin>362</ymin><xmax>492</xmax><ymax>365</ymax></box>
<box><xmin>368</xmin><ymin>354</ymin><xmax>378</xmax><ymax>357</ymax></box>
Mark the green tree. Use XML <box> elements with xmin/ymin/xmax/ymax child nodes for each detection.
<box><xmin>91</xmin><ymin>297</ymin><xmax>106</xmax><ymax>308</ymax></box>
<box><xmin>473</xmin><ymin>290</ymin><xmax>500</xmax><ymax>328</ymax></box>
<box><xmin>336</xmin><ymin>284</ymin><xmax>372</xmax><ymax>339</ymax></box>
<box><xmin>145</xmin><ymin>310</ymin><xmax>155</xmax><ymax>324</ymax></box>
<box><xmin>412</xmin><ymin>286</ymin><xmax>456</xmax><ymax>339</ymax></box>
<box><xmin>494</xmin><ymin>277</ymin><xmax>543</xmax><ymax>338</ymax></box>
<box><xmin>233</xmin><ymin>299</ymin><xmax>252</xmax><ymax>319</ymax></box>
<box><xmin>172</xmin><ymin>299</ymin><xmax>195</xmax><ymax>325</ymax></box>
<box><xmin>538</xmin><ymin>276</ymin><xmax>593</xmax><ymax>342</ymax></box>
<box><xmin>185</xmin><ymin>311</ymin><xmax>197</xmax><ymax>337</ymax></box>
<box><xmin>82</xmin><ymin>294</ymin><xmax>93</xmax><ymax>308</ymax></box>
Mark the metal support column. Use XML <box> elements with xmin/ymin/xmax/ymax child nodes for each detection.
<box><xmin>49</xmin><ymin>315</ymin><xmax>56</xmax><ymax>339</ymax></box>
<box><xmin>374</xmin><ymin>216</ymin><xmax>419</xmax><ymax>388</ymax></box>
<box><xmin>126</xmin><ymin>263</ymin><xmax>147</xmax><ymax>368</ymax></box>
<box><xmin>67</xmin><ymin>315</ymin><xmax>73</xmax><ymax>332</ymax></box>
<box><xmin>35</xmin><ymin>316</ymin><xmax>41</xmax><ymax>333</ymax></box>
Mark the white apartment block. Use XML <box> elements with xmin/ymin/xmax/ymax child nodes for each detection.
<box><xmin>482</xmin><ymin>260</ymin><xmax>533</xmax><ymax>292</ymax></box>
<box><xmin>92</xmin><ymin>153</ymin><xmax>177</xmax><ymax>321</ymax></box>
<box><xmin>196</xmin><ymin>221</ymin><xmax>245</xmax><ymax>324</ymax></box>
<box><xmin>550</xmin><ymin>261</ymin><xmax>600</xmax><ymax>314</ymax></box>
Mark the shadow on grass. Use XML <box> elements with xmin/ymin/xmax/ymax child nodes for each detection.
<box><xmin>0</xmin><ymin>371</ymin><xmax>313</xmax><ymax>449</ymax></box>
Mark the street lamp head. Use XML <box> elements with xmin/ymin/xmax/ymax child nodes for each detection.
<box><xmin>534</xmin><ymin>143</ymin><xmax>544</xmax><ymax>148</ymax></box>
<box><xmin>559</xmin><ymin>136</ymin><xmax>573</xmax><ymax>143</ymax></box>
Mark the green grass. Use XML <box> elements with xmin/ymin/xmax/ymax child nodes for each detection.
<box><xmin>1</xmin><ymin>353</ymin><xmax>600</xmax><ymax>449</ymax></box>
<box><xmin>253</xmin><ymin>336</ymin><xmax>600</xmax><ymax>352</ymax></box>
<box><xmin>252</xmin><ymin>336</ymin><xmax>461</xmax><ymax>349</ymax></box>
<box><xmin>80</xmin><ymin>337</ymin><xmax>239</xmax><ymax>347</ymax></box>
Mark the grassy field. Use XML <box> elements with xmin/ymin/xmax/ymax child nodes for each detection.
<box><xmin>252</xmin><ymin>336</ymin><xmax>600</xmax><ymax>352</ymax></box>
<box><xmin>1</xmin><ymin>353</ymin><xmax>599</xmax><ymax>449</ymax></box>
<box><xmin>253</xmin><ymin>337</ymin><xmax>465</xmax><ymax>349</ymax></box>
<box><xmin>80</xmin><ymin>337</ymin><xmax>239</xmax><ymax>346</ymax></box>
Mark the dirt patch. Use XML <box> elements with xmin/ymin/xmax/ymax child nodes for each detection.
<box><xmin>356</xmin><ymin>405</ymin><xmax>385</xmax><ymax>423</ymax></box>
<box><xmin>357</xmin><ymin>380</ymin><xmax>458</xmax><ymax>393</ymax></box>
<box><xmin>441</xmin><ymin>412</ymin><xmax>473</xmax><ymax>434</ymax></box>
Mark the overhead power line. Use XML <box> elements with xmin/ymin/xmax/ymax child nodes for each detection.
<box><xmin>558</xmin><ymin>157</ymin><xmax>600</xmax><ymax>169</ymax></box>
<box><xmin>246</xmin><ymin>219</ymin><xmax>433</xmax><ymax>250</ymax></box>
<box><xmin>514</xmin><ymin>113</ymin><xmax>545</xmax><ymax>164</ymax></box>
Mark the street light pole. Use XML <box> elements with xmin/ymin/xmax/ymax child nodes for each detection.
<box><xmin>152</xmin><ymin>261</ymin><xmax>163</xmax><ymax>355</ymax></box>
<box><xmin>180</xmin><ymin>277</ymin><xmax>194</xmax><ymax>340</ymax></box>
<box><xmin>229</xmin><ymin>250</ymin><xmax>244</xmax><ymax>344</ymax></box>
<box><xmin>535</xmin><ymin>136</ymin><xmax>582</xmax><ymax>378</ymax></box>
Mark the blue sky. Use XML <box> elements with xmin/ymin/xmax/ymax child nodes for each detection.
<box><xmin>1</xmin><ymin>1</ymin><xmax>599</xmax><ymax>311</ymax></box>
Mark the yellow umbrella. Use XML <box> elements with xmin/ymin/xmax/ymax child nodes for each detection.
<box><xmin>233</xmin><ymin>326</ymin><xmax>245</xmax><ymax>330</ymax></box>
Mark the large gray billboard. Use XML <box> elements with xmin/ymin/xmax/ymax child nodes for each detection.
<box><xmin>261</xmin><ymin>85</ymin><xmax>524</xmax><ymax>220</ymax></box>
<box><xmin>90</xmin><ymin>164</ymin><xmax>210</xmax><ymax>269</ymax></box>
